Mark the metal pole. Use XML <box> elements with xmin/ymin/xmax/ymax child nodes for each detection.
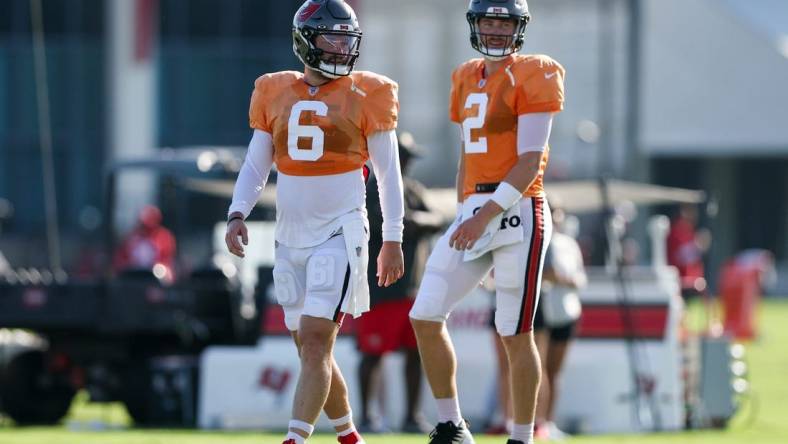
<box><xmin>30</xmin><ymin>0</ymin><xmax>62</xmax><ymax>272</ymax></box>
<box><xmin>626</xmin><ymin>0</ymin><xmax>643</xmax><ymax>177</ymax></box>
<box><xmin>596</xmin><ymin>0</ymin><xmax>615</xmax><ymax>176</ymax></box>
<box><xmin>599</xmin><ymin>176</ymin><xmax>662</xmax><ymax>431</ymax></box>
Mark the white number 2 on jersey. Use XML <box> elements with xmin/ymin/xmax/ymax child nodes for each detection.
<box><xmin>462</xmin><ymin>93</ymin><xmax>488</xmax><ymax>153</ymax></box>
<box><xmin>287</xmin><ymin>100</ymin><xmax>328</xmax><ymax>161</ymax></box>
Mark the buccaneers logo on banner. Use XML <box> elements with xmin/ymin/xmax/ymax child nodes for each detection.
<box><xmin>258</xmin><ymin>365</ymin><xmax>292</xmax><ymax>401</ymax></box>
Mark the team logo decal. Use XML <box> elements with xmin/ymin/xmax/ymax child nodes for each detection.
<box><xmin>257</xmin><ymin>365</ymin><xmax>293</xmax><ymax>407</ymax></box>
<box><xmin>487</xmin><ymin>6</ymin><xmax>509</xmax><ymax>14</ymax></box>
<box><xmin>297</xmin><ymin>2</ymin><xmax>321</xmax><ymax>23</ymax></box>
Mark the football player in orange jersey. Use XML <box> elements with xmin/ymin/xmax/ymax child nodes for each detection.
<box><xmin>224</xmin><ymin>1</ymin><xmax>405</xmax><ymax>443</ymax></box>
<box><xmin>409</xmin><ymin>1</ymin><xmax>565</xmax><ymax>444</ymax></box>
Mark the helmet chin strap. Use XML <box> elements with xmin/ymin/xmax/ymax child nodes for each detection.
<box><xmin>319</xmin><ymin>71</ymin><xmax>340</xmax><ymax>79</ymax></box>
<box><xmin>305</xmin><ymin>64</ymin><xmax>354</xmax><ymax>81</ymax></box>
<box><xmin>484</xmin><ymin>54</ymin><xmax>510</xmax><ymax>62</ymax></box>
<box><xmin>479</xmin><ymin>44</ymin><xmax>514</xmax><ymax>61</ymax></box>
<box><xmin>318</xmin><ymin>61</ymin><xmax>352</xmax><ymax>78</ymax></box>
<box><xmin>307</xmin><ymin>66</ymin><xmax>338</xmax><ymax>79</ymax></box>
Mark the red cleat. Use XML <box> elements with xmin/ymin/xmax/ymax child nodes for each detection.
<box><xmin>282</xmin><ymin>440</ymin><xmax>297</xmax><ymax>444</ymax></box>
<box><xmin>338</xmin><ymin>430</ymin><xmax>366</xmax><ymax>444</ymax></box>
<box><xmin>534</xmin><ymin>422</ymin><xmax>550</xmax><ymax>441</ymax></box>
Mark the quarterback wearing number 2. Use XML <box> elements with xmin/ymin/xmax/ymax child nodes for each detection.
<box><xmin>225</xmin><ymin>1</ymin><xmax>404</xmax><ymax>444</ymax></box>
<box><xmin>409</xmin><ymin>1</ymin><xmax>565</xmax><ymax>444</ymax></box>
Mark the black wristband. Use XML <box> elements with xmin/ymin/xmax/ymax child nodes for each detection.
<box><xmin>227</xmin><ymin>215</ymin><xmax>243</xmax><ymax>225</ymax></box>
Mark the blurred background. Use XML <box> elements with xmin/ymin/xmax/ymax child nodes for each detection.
<box><xmin>1</xmin><ymin>0</ymin><xmax>786</xmax><ymax>290</ymax></box>
<box><xmin>0</xmin><ymin>0</ymin><xmax>787</xmax><ymax>440</ymax></box>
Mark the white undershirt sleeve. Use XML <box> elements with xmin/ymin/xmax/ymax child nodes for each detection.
<box><xmin>367</xmin><ymin>130</ymin><xmax>405</xmax><ymax>243</ymax></box>
<box><xmin>228</xmin><ymin>129</ymin><xmax>274</xmax><ymax>219</ymax></box>
<box><xmin>517</xmin><ymin>112</ymin><xmax>555</xmax><ymax>154</ymax></box>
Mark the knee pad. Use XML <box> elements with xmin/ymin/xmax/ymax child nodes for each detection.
<box><xmin>409</xmin><ymin>274</ymin><xmax>450</xmax><ymax>322</ymax></box>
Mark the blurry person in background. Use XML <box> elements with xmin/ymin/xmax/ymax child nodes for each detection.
<box><xmin>113</xmin><ymin>204</ymin><xmax>176</xmax><ymax>282</ymax></box>
<box><xmin>532</xmin><ymin>206</ymin><xmax>586</xmax><ymax>441</ymax></box>
<box><xmin>356</xmin><ymin>132</ymin><xmax>442</xmax><ymax>434</ymax></box>
<box><xmin>224</xmin><ymin>1</ymin><xmax>405</xmax><ymax>443</ymax></box>
<box><xmin>409</xmin><ymin>1</ymin><xmax>566</xmax><ymax>443</ymax></box>
<box><xmin>667</xmin><ymin>203</ymin><xmax>711</xmax><ymax>298</ymax></box>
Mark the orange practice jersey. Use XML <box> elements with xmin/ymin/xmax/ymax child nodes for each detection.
<box><xmin>449</xmin><ymin>54</ymin><xmax>565</xmax><ymax>199</ymax></box>
<box><xmin>249</xmin><ymin>70</ymin><xmax>398</xmax><ymax>176</ymax></box>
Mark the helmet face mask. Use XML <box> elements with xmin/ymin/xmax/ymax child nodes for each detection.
<box><xmin>467</xmin><ymin>0</ymin><xmax>530</xmax><ymax>60</ymax></box>
<box><xmin>313</xmin><ymin>32</ymin><xmax>361</xmax><ymax>76</ymax></box>
<box><xmin>293</xmin><ymin>0</ymin><xmax>362</xmax><ymax>78</ymax></box>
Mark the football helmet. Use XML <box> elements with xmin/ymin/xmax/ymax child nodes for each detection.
<box><xmin>292</xmin><ymin>0</ymin><xmax>362</xmax><ymax>78</ymax></box>
<box><xmin>467</xmin><ymin>0</ymin><xmax>530</xmax><ymax>60</ymax></box>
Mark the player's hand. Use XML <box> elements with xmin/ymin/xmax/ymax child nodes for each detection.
<box><xmin>225</xmin><ymin>217</ymin><xmax>248</xmax><ymax>258</ymax></box>
<box><xmin>449</xmin><ymin>212</ymin><xmax>491</xmax><ymax>251</ymax></box>
<box><xmin>377</xmin><ymin>241</ymin><xmax>404</xmax><ymax>287</ymax></box>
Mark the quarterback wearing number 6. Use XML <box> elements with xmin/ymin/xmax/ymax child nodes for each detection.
<box><xmin>225</xmin><ymin>1</ymin><xmax>404</xmax><ymax>444</ymax></box>
<box><xmin>409</xmin><ymin>1</ymin><xmax>565</xmax><ymax>444</ymax></box>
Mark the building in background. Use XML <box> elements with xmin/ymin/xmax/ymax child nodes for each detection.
<box><xmin>0</xmin><ymin>0</ymin><xmax>785</xmax><ymax>290</ymax></box>
<box><xmin>0</xmin><ymin>0</ymin><xmax>107</xmax><ymax>254</ymax></box>
<box><xmin>641</xmin><ymin>0</ymin><xmax>788</xmax><ymax>289</ymax></box>
<box><xmin>0</xmin><ymin>0</ymin><xmax>294</xmax><ymax>267</ymax></box>
<box><xmin>358</xmin><ymin>0</ymin><xmax>788</xmax><ymax>290</ymax></box>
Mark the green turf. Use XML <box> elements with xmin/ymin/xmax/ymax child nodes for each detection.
<box><xmin>1</xmin><ymin>299</ymin><xmax>787</xmax><ymax>444</ymax></box>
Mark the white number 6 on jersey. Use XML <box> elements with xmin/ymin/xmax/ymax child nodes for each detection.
<box><xmin>462</xmin><ymin>93</ymin><xmax>488</xmax><ymax>154</ymax></box>
<box><xmin>288</xmin><ymin>100</ymin><xmax>328</xmax><ymax>161</ymax></box>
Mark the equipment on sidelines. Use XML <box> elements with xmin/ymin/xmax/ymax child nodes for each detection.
<box><xmin>689</xmin><ymin>336</ymin><xmax>742</xmax><ymax>428</ymax></box>
<box><xmin>0</xmin><ymin>149</ymin><xmax>262</xmax><ymax>426</ymax></box>
<box><xmin>553</xmin><ymin>265</ymin><xmax>684</xmax><ymax>433</ymax></box>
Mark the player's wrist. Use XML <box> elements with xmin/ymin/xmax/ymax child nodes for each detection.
<box><xmin>227</xmin><ymin>212</ymin><xmax>244</xmax><ymax>225</ymax></box>
<box><xmin>490</xmin><ymin>181</ymin><xmax>523</xmax><ymax>210</ymax></box>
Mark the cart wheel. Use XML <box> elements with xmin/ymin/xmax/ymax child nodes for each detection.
<box><xmin>0</xmin><ymin>350</ymin><xmax>75</xmax><ymax>425</ymax></box>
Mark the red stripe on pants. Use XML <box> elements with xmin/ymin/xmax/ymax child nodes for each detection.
<box><xmin>519</xmin><ymin>197</ymin><xmax>544</xmax><ymax>333</ymax></box>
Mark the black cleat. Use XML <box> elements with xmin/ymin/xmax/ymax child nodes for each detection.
<box><xmin>428</xmin><ymin>420</ymin><xmax>475</xmax><ymax>444</ymax></box>
<box><xmin>506</xmin><ymin>440</ymin><xmax>525</xmax><ymax>444</ymax></box>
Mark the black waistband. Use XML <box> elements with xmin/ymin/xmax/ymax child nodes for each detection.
<box><xmin>475</xmin><ymin>182</ymin><xmax>500</xmax><ymax>193</ymax></box>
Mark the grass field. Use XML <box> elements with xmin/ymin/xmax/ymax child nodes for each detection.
<box><xmin>1</xmin><ymin>299</ymin><xmax>786</xmax><ymax>444</ymax></box>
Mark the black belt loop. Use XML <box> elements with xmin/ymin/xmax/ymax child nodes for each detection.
<box><xmin>475</xmin><ymin>182</ymin><xmax>500</xmax><ymax>193</ymax></box>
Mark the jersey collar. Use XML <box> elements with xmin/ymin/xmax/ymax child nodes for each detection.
<box><xmin>478</xmin><ymin>54</ymin><xmax>516</xmax><ymax>83</ymax></box>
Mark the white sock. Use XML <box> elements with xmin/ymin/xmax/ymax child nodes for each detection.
<box><xmin>330</xmin><ymin>412</ymin><xmax>356</xmax><ymax>437</ymax></box>
<box><xmin>285</xmin><ymin>431</ymin><xmax>306</xmax><ymax>444</ymax></box>
<box><xmin>511</xmin><ymin>422</ymin><xmax>534</xmax><ymax>443</ymax></box>
<box><xmin>435</xmin><ymin>397</ymin><xmax>463</xmax><ymax>425</ymax></box>
<box><xmin>338</xmin><ymin>425</ymin><xmax>356</xmax><ymax>437</ymax></box>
